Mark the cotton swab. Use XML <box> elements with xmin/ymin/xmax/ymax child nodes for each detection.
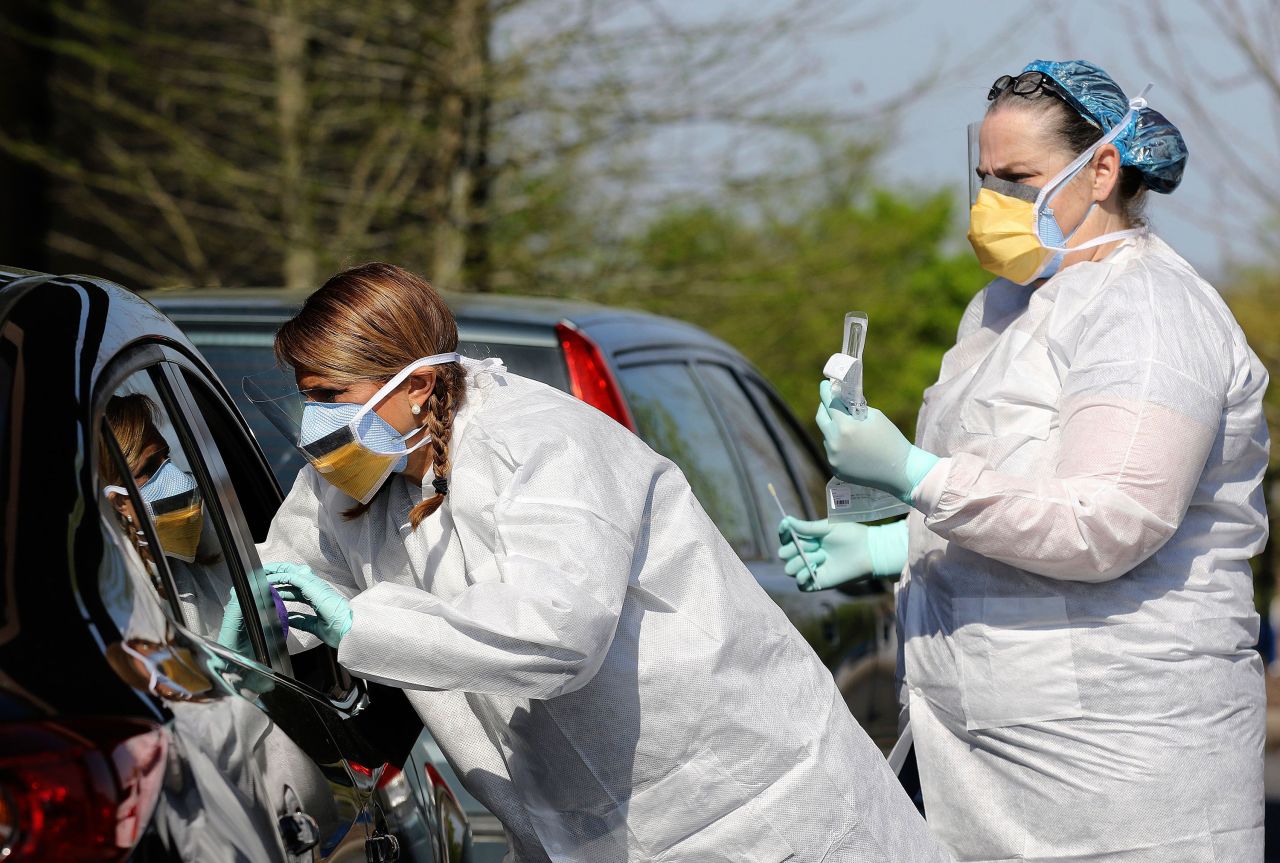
<box><xmin>768</xmin><ymin>483</ymin><xmax>818</xmax><ymax>588</ymax></box>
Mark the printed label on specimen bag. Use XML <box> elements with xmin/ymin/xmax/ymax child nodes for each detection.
<box><xmin>827</xmin><ymin>477</ymin><xmax>907</xmax><ymax>522</ymax></box>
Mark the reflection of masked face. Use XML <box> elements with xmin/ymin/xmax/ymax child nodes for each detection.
<box><xmin>138</xmin><ymin>461</ymin><xmax>203</xmax><ymax>562</ymax></box>
<box><xmin>120</xmin><ymin>640</ymin><xmax>210</xmax><ymax>700</ymax></box>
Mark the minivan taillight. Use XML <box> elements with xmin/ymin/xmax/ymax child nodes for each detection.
<box><xmin>0</xmin><ymin>718</ymin><xmax>168</xmax><ymax>862</ymax></box>
<box><xmin>555</xmin><ymin>322</ymin><xmax>636</xmax><ymax>432</ymax></box>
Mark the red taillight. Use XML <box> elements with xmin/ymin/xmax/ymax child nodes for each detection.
<box><xmin>349</xmin><ymin>760</ymin><xmax>403</xmax><ymax>789</ymax></box>
<box><xmin>375</xmin><ymin>764</ymin><xmax>402</xmax><ymax>790</ymax></box>
<box><xmin>423</xmin><ymin>763</ymin><xmax>458</xmax><ymax>806</ymax></box>
<box><xmin>0</xmin><ymin>718</ymin><xmax>168</xmax><ymax>862</ymax></box>
<box><xmin>555</xmin><ymin>322</ymin><xmax>636</xmax><ymax>432</ymax></box>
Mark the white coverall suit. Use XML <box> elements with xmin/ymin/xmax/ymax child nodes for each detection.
<box><xmin>261</xmin><ymin>358</ymin><xmax>952</xmax><ymax>863</ymax></box>
<box><xmin>900</xmin><ymin>235</ymin><xmax>1270</xmax><ymax>862</ymax></box>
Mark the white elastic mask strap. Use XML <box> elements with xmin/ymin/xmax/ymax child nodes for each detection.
<box><xmin>1035</xmin><ymin>86</ymin><xmax>1152</xmax><ymax>254</ymax></box>
<box><xmin>122</xmin><ymin>643</ymin><xmax>194</xmax><ymax>698</ymax></box>
<box><xmin>349</xmin><ymin>352</ymin><xmax>460</xmax><ymax>454</ymax></box>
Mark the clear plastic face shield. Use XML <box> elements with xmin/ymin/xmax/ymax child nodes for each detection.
<box><xmin>243</xmin><ymin>353</ymin><xmax>460</xmax><ymax>504</ymax></box>
<box><xmin>968</xmin><ymin>120</ymin><xmax>983</xmax><ymax>207</ymax></box>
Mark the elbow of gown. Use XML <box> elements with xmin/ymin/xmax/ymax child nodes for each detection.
<box><xmin>914</xmin><ymin>454</ymin><xmax>1181</xmax><ymax>582</ymax></box>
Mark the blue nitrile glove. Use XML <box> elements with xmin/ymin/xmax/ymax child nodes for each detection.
<box><xmin>216</xmin><ymin>589</ymin><xmax>255</xmax><ymax>655</ymax></box>
<box><xmin>815</xmin><ymin>380</ymin><xmax>940</xmax><ymax>504</ymax></box>
<box><xmin>777</xmin><ymin>517</ymin><xmax>909</xmax><ymax>591</ymax></box>
<box><xmin>264</xmin><ymin>562</ymin><xmax>353</xmax><ymax>649</ymax></box>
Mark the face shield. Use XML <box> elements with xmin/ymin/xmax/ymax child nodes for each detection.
<box><xmin>967</xmin><ymin>120</ymin><xmax>983</xmax><ymax>207</ymax></box>
<box><xmin>243</xmin><ymin>353</ymin><xmax>460</xmax><ymax>504</ymax></box>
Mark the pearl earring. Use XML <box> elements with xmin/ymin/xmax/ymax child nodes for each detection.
<box><xmin>411</xmin><ymin>403</ymin><xmax>421</xmax><ymax>416</ymax></box>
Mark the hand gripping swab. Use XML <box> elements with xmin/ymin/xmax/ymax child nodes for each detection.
<box><xmin>768</xmin><ymin>483</ymin><xmax>819</xmax><ymax>588</ymax></box>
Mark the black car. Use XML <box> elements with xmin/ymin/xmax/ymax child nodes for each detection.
<box><xmin>0</xmin><ymin>267</ymin><xmax>471</xmax><ymax>862</ymax></box>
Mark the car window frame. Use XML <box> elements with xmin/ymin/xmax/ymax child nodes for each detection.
<box><xmin>689</xmin><ymin>360</ymin><xmax>819</xmax><ymax>554</ymax></box>
<box><xmin>157</xmin><ymin>345</ymin><xmax>366</xmax><ymax>712</ymax></box>
<box><xmin>94</xmin><ymin>345</ymin><xmax>276</xmax><ymax>665</ymax></box>
<box><xmin>155</xmin><ymin>351</ymin><xmax>292</xmax><ymax>674</ymax></box>
<box><xmin>96</xmin><ymin>343</ymin><xmax>367</xmax><ymax>713</ymax></box>
<box><xmin>736</xmin><ymin>370</ymin><xmax>828</xmax><ymax>521</ymax></box>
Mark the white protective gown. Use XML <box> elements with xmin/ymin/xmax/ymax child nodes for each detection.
<box><xmin>260</xmin><ymin>358</ymin><xmax>952</xmax><ymax>863</ymax></box>
<box><xmin>899</xmin><ymin>234</ymin><xmax>1269</xmax><ymax>862</ymax></box>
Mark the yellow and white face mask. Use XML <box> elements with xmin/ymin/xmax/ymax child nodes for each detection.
<box><xmin>245</xmin><ymin>353</ymin><xmax>461</xmax><ymax>504</ymax></box>
<box><xmin>137</xmin><ymin>460</ymin><xmax>204</xmax><ymax>563</ymax></box>
<box><xmin>966</xmin><ymin>91</ymin><xmax>1150</xmax><ymax>285</ymax></box>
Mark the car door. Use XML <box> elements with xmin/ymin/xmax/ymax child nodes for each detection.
<box><xmin>95</xmin><ymin>346</ymin><xmax>364</xmax><ymax>860</ymax></box>
<box><xmin>160</xmin><ymin>347</ymin><xmax>453</xmax><ymax>861</ymax></box>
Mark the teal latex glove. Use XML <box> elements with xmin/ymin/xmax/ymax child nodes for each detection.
<box><xmin>777</xmin><ymin>517</ymin><xmax>909</xmax><ymax>591</ymax></box>
<box><xmin>815</xmin><ymin>380</ymin><xmax>940</xmax><ymax>503</ymax></box>
<box><xmin>264</xmin><ymin>562</ymin><xmax>353</xmax><ymax>649</ymax></box>
<box><xmin>216</xmin><ymin>590</ymin><xmax>254</xmax><ymax>655</ymax></box>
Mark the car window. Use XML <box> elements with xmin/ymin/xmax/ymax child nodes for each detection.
<box><xmin>743</xmin><ymin>377</ymin><xmax>828</xmax><ymax>518</ymax></box>
<box><xmin>98</xmin><ymin>369</ymin><xmax>239</xmax><ymax>646</ymax></box>
<box><xmin>179</xmin><ymin>365</ymin><xmax>354</xmax><ymax>698</ymax></box>
<box><xmin>696</xmin><ymin>363</ymin><xmax>804</xmax><ymax>532</ymax></box>
<box><xmin>458</xmin><ymin>339</ymin><xmax>569</xmax><ymax>392</ymax></box>
<box><xmin>616</xmin><ymin>362</ymin><xmax>756</xmax><ymax>557</ymax></box>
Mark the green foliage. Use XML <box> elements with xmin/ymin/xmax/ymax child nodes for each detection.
<box><xmin>600</xmin><ymin>174</ymin><xmax>986</xmax><ymax>435</ymax></box>
<box><xmin>1223</xmin><ymin>266</ymin><xmax>1280</xmax><ymax>606</ymax></box>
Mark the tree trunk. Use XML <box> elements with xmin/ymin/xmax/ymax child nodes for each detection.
<box><xmin>267</xmin><ymin>0</ymin><xmax>316</xmax><ymax>290</ymax></box>
<box><xmin>427</xmin><ymin>0</ymin><xmax>489</xmax><ymax>291</ymax></box>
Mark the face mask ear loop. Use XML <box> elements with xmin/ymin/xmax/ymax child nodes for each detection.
<box><xmin>1035</xmin><ymin>86</ymin><xmax>1154</xmax><ymax>256</ymax></box>
<box><xmin>349</xmin><ymin>352</ymin><xmax>461</xmax><ymax>457</ymax></box>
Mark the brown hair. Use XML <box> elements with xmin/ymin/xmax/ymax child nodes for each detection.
<box><xmin>275</xmin><ymin>262</ymin><xmax>465</xmax><ymax>528</ymax></box>
<box><xmin>988</xmin><ymin>89</ymin><xmax>1148</xmax><ymax>228</ymax></box>
<box><xmin>101</xmin><ymin>393</ymin><xmax>167</xmax><ymax>485</ymax></box>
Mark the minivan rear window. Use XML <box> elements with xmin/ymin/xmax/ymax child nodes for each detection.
<box><xmin>617</xmin><ymin>363</ymin><xmax>756</xmax><ymax>558</ymax></box>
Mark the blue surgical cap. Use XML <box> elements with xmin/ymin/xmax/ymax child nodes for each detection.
<box><xmin>1021</xmin><ymin>59</ymin><xmax>1188</xmax><ymax>194</ymax></box>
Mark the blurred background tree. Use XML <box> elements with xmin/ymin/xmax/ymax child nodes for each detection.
<box><xmin>0</xmin><ymin>0</ymin><xmax>910</xmax><ymax>292</ymax></box>
<box><xmin>595</xmin><ymin>135</ymin><xmax>984</xmax><ymax>434</ymax></box>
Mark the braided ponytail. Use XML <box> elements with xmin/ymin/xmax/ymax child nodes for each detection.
<box><xmin>409</xmin><ymin>363</ymin><xmax>466</xmax><ymax>528</ymax></box>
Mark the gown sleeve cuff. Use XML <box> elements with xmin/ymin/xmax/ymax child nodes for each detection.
<box><xmin>910</xmin><ymin>456</ymin><xmax>952</xmax><ymax>516</ymax></box>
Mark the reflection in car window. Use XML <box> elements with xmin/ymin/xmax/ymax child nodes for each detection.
<box><xmin>98</xmin><ymin>370</ymin><xmax>238</xmax><ymax>648</ymax></box>
<box><xmin>698</xmin><ymin>364</ymin><xmax>805</xmax><ymax>532</ymax></box>
<box><xmin>617</xmin><ymin>363</ymin><xmax>756</xmax><ymax>557</ymax></box>
<box><xmin>744</xmin><ymin>377</ymin><xmax>828</xmax><ymax>518</ymax></box>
